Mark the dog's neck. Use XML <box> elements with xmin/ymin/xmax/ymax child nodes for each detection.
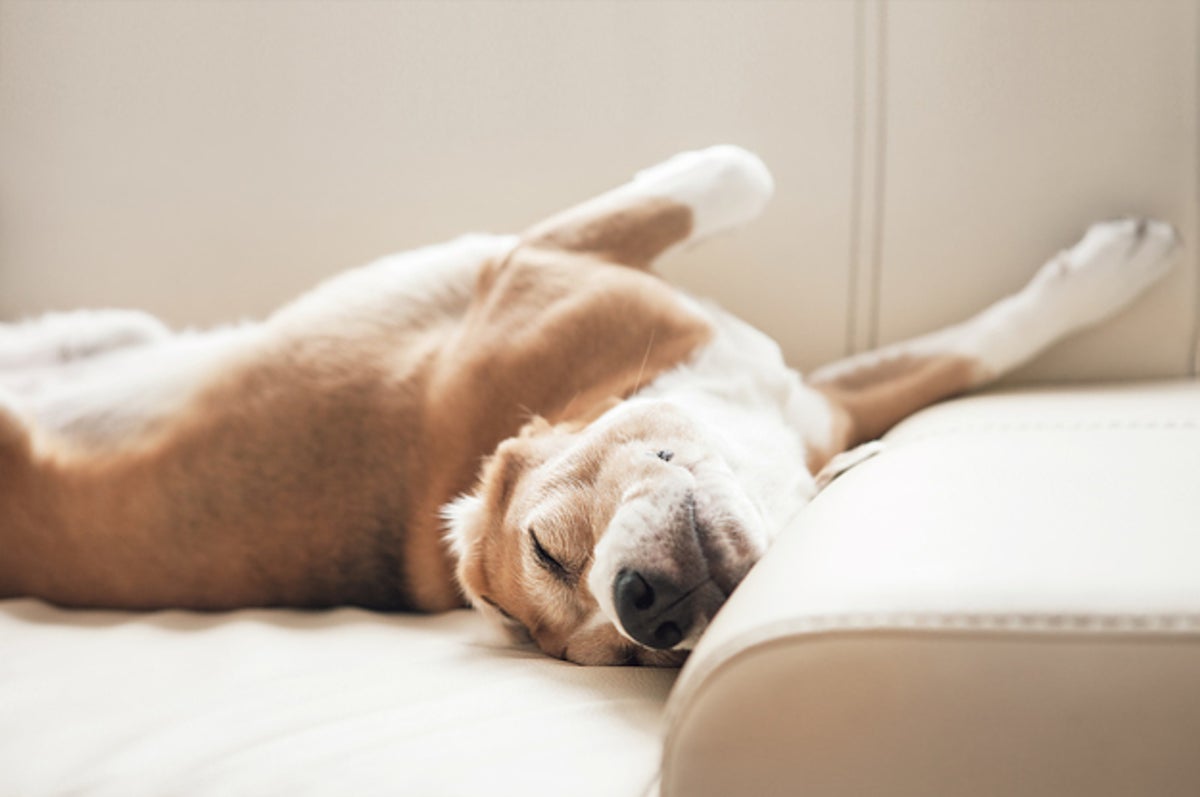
<box><xmin>629</xmin><ymin>301</ymin><xmax>825</xmax><ymax>545</ymax></box>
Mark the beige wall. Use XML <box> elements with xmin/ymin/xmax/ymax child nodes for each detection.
<box><xmin>1</xmin><ymin>0</ymin><xmax>1196</xmax><ymax>380</ymax></box>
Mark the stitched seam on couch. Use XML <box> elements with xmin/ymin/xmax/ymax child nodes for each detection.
<box><xmin>887</xmin><ymin>418</ymin><xmax>1200</xmax><ymax>444</ymax></box>
<box><xmin>663</xmin><ymin>612</ymin><xmax>1200</xmax><ymax>733</ymax></box>
<box><xmin>720</xmin><ymin>611</ymin><xmax>1200</xmax><ymax>637</ymax></box>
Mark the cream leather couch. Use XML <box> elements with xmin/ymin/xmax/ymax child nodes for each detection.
<box><xmin>2</xmin><ymin>2</ymin><xmax>1197</xmax><ymax>795</ymax></box>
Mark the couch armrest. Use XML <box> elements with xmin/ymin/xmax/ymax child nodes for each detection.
<box><xmin>661</xmin><ymin>380</ymin><xmax>1200</xmax><ymax>797</ymax></box>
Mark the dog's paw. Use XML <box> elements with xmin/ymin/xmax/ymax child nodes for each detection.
<box><xmin>1027</xmin><ymin>218</ymin><xmax>1179</xmax><ymax>328</ymax></box>
<box><xmin>631</xmin><ymin>145</ymin><xmax>774</xmax><ymax>241</ymax></box>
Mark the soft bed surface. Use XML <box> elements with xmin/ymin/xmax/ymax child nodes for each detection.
<box><xmin>0</xmin><ymin>601</ymin><xmax>675</xmax><ymax>796</ymax></box>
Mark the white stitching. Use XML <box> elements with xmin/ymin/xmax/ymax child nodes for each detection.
<box><xmin>888</xmin><ymin>418</ymin><xmax>1200</xmax><ymax>444</ymax></box>
<box><xmin>665</xmin><ymin>610</ymin><xmax>1200</xmax><ymax>731</ymax></box>
<box><xmin>661</xmin><ymin>607</ymin><xmax>1200</xmax><ymax>787</ymax></box>
<box><xmin>747</xmin><ymin>611</ymin><xmax>1200</xmax><ymax>635</ymax></box>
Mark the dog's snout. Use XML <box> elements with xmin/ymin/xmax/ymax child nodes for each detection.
<box><xmin>613</xmin><ymin>568</ymin><xmax>692</xmax><ymax>649</ymax></box>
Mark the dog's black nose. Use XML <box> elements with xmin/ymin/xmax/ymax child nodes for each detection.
<box><xmin>613</xmin><ymin>568</ymin><xmax>692</xmax><ymax>649</ymax></box>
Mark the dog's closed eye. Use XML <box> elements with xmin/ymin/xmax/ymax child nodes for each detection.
<box><xmin>530</xmin><ymin>528</ymin><xmax>573</xmax><ymax>583</ymax></box>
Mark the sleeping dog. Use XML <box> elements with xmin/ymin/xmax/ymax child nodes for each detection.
<box><xmin>0</xmin><ymin>147</ymin><xmax>1178</xmax><ymax>665</ymax></box>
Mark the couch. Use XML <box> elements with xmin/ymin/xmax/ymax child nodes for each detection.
<box><xmin>2</xmin><ymin>1</ymin><xmax>1196</xmax><ymax>795</ymax></box>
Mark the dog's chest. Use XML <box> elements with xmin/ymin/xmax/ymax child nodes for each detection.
<box><xmin>635</xmin><ymin>299</ymin><xmax>829</xmax><ymax>540</ymax></box>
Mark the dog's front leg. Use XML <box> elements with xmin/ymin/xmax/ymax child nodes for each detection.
<box><xmin>522</xmin><ymin>145</ymin><xmax>774</xmax><ymax>270</ymax></box>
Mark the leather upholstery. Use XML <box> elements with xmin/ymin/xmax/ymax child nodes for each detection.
<box><xmin>662</xmin><ymin>381</ymin><xmax>1200</xmax><ymax>796</ymax></box>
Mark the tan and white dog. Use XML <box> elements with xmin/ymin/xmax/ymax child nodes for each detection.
<box><xmin>0</xmin><ymin>147</ymin><xmax>1178</xmax><ymax>665</ymax></box>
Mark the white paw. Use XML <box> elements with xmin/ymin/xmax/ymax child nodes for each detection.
<box><xmin>631</xmin><ymin>145</ymin><xmax>774</xmax><ymax>241</ymax></box>
<box><xmin>1027</xmin><ymin>218</ymin><xmax>1179</xmax><ymax>329</ymax></box>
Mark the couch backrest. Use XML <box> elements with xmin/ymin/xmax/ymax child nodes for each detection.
<box><xmin>2</xmin><ymin>0</ymin><xmax>1196</xmax><ymax>381</ymax></box>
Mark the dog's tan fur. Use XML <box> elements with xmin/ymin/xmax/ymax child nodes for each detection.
<box><xmin>453</xmin><ymin>405</ymin><xmax>712</xmax><ymax>666</ymax></box>
<box><xmin>0</xmin><ymin>200</ymin><xmax>711</xmax><ymax>614</ymax></box>
<box><xmin>806</xmin><ymin>353</ymin><xmax>985</xmax><ymax>472</ymax></box>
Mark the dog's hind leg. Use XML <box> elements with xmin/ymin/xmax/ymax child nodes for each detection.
<box><xmin>0</xmin><ymin>309</ymin><xmax>170</xmax><ymax>372</ymax></box>
<box><xmin>807</xmin><ymin>219</ymin><xmax>1179</xmax><ymax>463</ymax></box>
<box><xmin>522</xmin><ymin>145</ymin><xmax>774</xmax><ymax>270</ymax></box>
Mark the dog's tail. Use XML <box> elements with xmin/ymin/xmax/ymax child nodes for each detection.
<box><xmin>521</xmin><ymin>145</ymin><xmax>774</xmax><ymax>270</ymax></box>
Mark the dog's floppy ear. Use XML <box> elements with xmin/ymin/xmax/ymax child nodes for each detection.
<box><xmin>441</xmin><ymin>445</ymin><xmax>521</xmax><ymax>574</ymax></box>
<box><xmin>441</xmin><ymin>420</ymin><xmax>551</xmax><ymax>601</ymax></box>
<box><xmin>483</xmin><ymin>416</ymin><xmax>576</xmax><ymax>507</ymax></box>
<box><xmin>485</xmin><ymin>436</ymin><xmax>537</xmax><ymax>511</ymax></box>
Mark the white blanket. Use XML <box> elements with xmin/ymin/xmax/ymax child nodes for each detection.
<box><xmin>1</xmin><ymin>600</ymin><xmax>675</xmax><ymax>796</ymax></box>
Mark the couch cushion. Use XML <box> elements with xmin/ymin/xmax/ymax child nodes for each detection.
<box><xmin>0</xmin><ymin>602</ymin><xmax>674</xmax><ymax>796</ymax></box>
<box><xmin>661</xmin><ymin>380</ymin><xmax>1200</xmax><ymax>797</ymax></box>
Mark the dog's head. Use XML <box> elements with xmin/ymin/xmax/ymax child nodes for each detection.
<box><xmin>444</xmin><ymin>399</ymin><xmax>767</xmax><ymax>666</ymax></box>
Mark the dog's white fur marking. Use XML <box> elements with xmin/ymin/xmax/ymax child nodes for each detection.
<box><xmin>636</xmin><ymin>301</ymin><xmax>828</xmax><ymax>536</ymax></box>
<box><xmin>441</xmin><ymin>493</ymin><xmax>486</xmax><ymax>565</ymax></box>
<box><xmin>584</xmin><ymin>304</ymin><xmax>825</xmax><ymax>648</ymax></box>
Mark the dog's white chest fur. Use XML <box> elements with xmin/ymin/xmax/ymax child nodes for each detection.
<box><xmin>634</xmin><ymin>297</ymin><xmax>828</xmax><ymax>544</ymax></box>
